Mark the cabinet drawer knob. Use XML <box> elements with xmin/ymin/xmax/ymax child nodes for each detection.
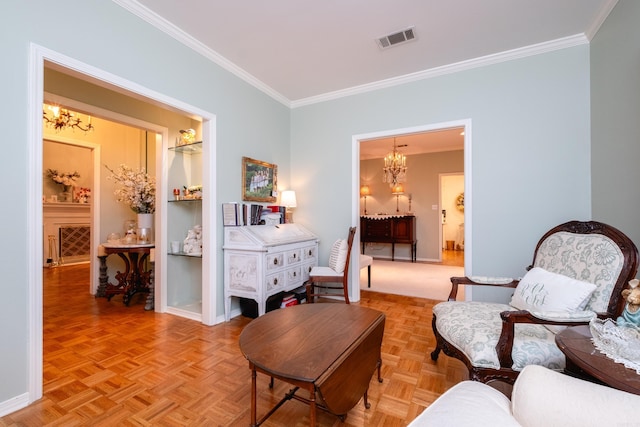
<box><xmin>273</xmin><ymin>278</ymin><xmax>278</xmax><ymax>285</ymax></box>
<box><xmin>273</xmin><ymin>258</ymin><xmax>279</xmax><ymax>265</ymax></box>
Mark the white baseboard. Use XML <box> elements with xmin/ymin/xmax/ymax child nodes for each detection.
<box><xmin>220</xmin><ymin>307</ymin><xmax>243</xmax><ymax>322</ymax></box>
<box><xmin>0</xmin><ymin>392</ymin><xmax>30</xmax><ymax>417</ymax></box>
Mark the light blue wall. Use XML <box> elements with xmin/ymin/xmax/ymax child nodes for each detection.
<box><xmin>292</xmin><ymin>47</ymin><xmax>592</xmax><ymax>292</ymax></box>
<box><xmin>0</xmin><ymin>1</ymin><xmax>290</xmax><ymax>403</ymax></box>
<box><xmin>591</xmin><ymin>0</ymin><xmax>640</xmax><ymax>245</ymax></box>
<box><xmin>4</xmin><ymin>0</ymin><xmax>632</xmax><ymax>414</ymax></box>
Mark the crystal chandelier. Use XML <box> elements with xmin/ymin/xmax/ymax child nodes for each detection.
<box><xmin>43</xmin><ymin>105</ymin><xmax>94</xmax><ymax>133</ymax></box>
<box><xmin>382</xmin><ymin>139</ymin><xmax>407</xmax><ymax>187</ymax></box>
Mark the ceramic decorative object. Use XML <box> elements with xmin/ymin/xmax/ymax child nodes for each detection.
<box><xmin>59</xmin><ymin>185</ymin><xmax>73</xmax><ymax>203</ymax></box>
<box><xmin>178</xmin><ymin>128</ymin><xmax>196</xmax><ymax>146</ymax></box>
<box><xmin>137</xmin><ymin>213</ymin><xmax>153</xmax><ymax>244</ymax></box>
<box><xmin>617</xmin><ymin>279</ymin><xmax>640</xmax><ymax>328</ymax></box>
<box><xmin>123</xmin><ymin>219</ymin><xmax>137</xmax><ymax>244</ymax></box>
<box><xmin>183</xmin><ymin>225</ymin><xmax>202</xmax><ymax>255</ymax></box>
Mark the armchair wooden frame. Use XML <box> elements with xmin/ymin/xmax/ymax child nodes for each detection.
<box><xmin>431</xmin><ymin>220</ymin><xmax>639</xmax><ymax>385</ymax></box>
<box><xmin>306</xmin><ymin>227</ymin><xmax>357</xmax><ymax>304</ymax></box>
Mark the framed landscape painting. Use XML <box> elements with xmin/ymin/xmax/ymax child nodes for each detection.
<box><xmin>242</xmin><ymin>157</ymin><xmax>277</xmax><ymax>202</ymax></box>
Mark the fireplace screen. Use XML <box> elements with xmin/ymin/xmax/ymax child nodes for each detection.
<box><xmin>59</xmin><ymin>225</ymin><xmax>91</xmax><ymax>257</ymax></box>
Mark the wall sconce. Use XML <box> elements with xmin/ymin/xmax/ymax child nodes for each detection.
<box><xmin>360</xmin><ymin>185</ymin><xmax>371</xmax><ymax>215</ymax></box>
<box><xmin>281</xmin><ymin>190</ymin><xmax>297</xmax><ymax>223</ymax></box>
<box><xmin>391</xmin><ymin>183</ymin><xmax>404</xmax><ymax>213</ymax></box>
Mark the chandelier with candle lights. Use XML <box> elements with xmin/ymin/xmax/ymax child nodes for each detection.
<box><xmin>43</xmin><ymin>105</ymin><xmax>94</xmax><ymax>133</ymax></box>
<box><xmin>382</xmin><ymin>138</ymin><xmax>407</xmax><ymax>187</ymax></box>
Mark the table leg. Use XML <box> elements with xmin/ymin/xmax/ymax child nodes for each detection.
<box><xmin>391</xmin><ymin>243</ymin><xmax>395</xmax><ymax>261</ymax></box>
<box><xmin>309</xmin><ymin>389</ymin><xmax>316</xmax><ymax>427</ymax></box>
<box><xmin>144</xmin><ymin>260</ymin><xmax>154</xmax><ymax>311</ymax></box>
<box><xmin>363</xmin><ymin>389</ymin><xmax>371</xmax><ymax>409</ymax></box>
<box><xmin>105</xmin><ymin>252</ymin><xmax>132</xmax><ymax>301</ymax></box>
<box><xmin>124</xmin><ymin>252</ymin><xmax>151</xmax><ymax>306</ymax></box>
<box><xmin>96</xmin><ymin>255</ymin><xmax>108</xmax><ymax>297</ymax></box>
<box><xmin>122</xmin><ymin>252</ymin><xmax>139</xmax><ymax>306</ymax></box>
<box><xmin>251</xmin><ymin>368</ymin><xmax>258</xmax><ymax>427</ymax></box>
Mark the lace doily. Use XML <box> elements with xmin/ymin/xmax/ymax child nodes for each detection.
<box><xmin>589</xmin><ymin>318</ymin><xmax>640</xmax><ymax>374</ymax></box>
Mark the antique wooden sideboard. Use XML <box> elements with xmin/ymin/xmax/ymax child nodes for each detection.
<box><xmin>360</xmin><ymin>215</ymin><xmax>417</xmax><ymax>262</ymax></box>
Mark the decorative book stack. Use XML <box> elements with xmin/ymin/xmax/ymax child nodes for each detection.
<box><xmin>280</xmin><ymin>293</ymin><xmax>299</xmax><ymax>308</ymax></box>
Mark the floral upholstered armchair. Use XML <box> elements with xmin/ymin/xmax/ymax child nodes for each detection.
<box><xmin>430</xmin><ymin>221</ymin><xmax>639</xmax><ymax>385</ymax></box>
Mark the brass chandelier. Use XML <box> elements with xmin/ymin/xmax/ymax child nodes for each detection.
<box><xmin>43</xmin><ymin>105</ymin><xmax>94</xmax><ymax>133</ymax></box>
<box><xmin>382</xmin><ymin>138</ymin><xmax>407</xmax><ymax>187</ymax></box>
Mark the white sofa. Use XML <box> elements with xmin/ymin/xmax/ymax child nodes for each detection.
<box><xmin>408</xmin><ymin>365</ymin><xmax>638</xmax><ymax>427</ymax></box>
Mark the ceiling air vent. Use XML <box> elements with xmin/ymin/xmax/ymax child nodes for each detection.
<box><xmin>376</xmin><ymin>27</ymin><xmax>416</xmax><ymax>49</ymax></box>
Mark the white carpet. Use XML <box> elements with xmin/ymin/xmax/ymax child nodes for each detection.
<box><xmin>360</xmin><ymin>259</ymin><xmax>465</xmax><ymax>301</ymax></box>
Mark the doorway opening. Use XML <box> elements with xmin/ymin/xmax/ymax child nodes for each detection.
<box><xmin>28</xmin><ymin>44</ymin><xmax>217</xmax><ymax>405</ymax></box>
<box><xmin>353</xmin><ymin>119</ymin><xmax>471</xmax><ymax>302</ymax></box>
<box><xmin>440</xmin><ymin>173</ymin><xmax>464</xmax><ymax>266</ymax></box>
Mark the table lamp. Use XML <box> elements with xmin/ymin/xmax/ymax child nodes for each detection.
<box><xmin>360</xmin><ymin>185</ymin><xmax>371</xmax><ymax>215</ymax></box>
<box><xmin>392</xmin><ymin>183</ymin><xmax>404</xmax><ymax>213</ymax></box>
<box><xmin>281</xmin><ymin>190</ymin><xmax>297</xmax><ymax>223</ymax></box>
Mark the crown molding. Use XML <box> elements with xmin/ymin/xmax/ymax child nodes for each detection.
<box><xmin>112</xmin><ymin>0</ymin><xmax>291</xmax><ymax>107</ymax></box>
<box><xmin>115</xmin><ymin>1</ymin><xmax>592</xmax><ymax>110</ymax></box>
<box><xmin>291</xmin><ymin>34</ymin><xmax>589</xmax><ymax>108</ymax></box>
<box><xmin>584</xmin><ymin>0</ymin><xmax>618</xmax><ymax>40</ymax></box>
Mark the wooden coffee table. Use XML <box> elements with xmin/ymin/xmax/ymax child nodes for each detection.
<box><xmin>239</xmin><ymin>303</ymin><xmax>385</xmax><ymax>426</ymax></box>
<box><xmin>556</xmin><ymin>325</ymin><xmax>640</xmax><ymax>394</ymax></box>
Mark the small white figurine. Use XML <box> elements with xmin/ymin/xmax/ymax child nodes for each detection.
<box><xmin>183</xmin><ymin>225</ymin><xmax>203</xmax><ymax>255</ymax></box>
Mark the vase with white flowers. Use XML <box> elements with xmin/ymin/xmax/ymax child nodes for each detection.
<box><xmin>105</xmin><ymin>164</ymin><xmax>156</xmax><ymax>243</ymax></box>
<box><xmin>47</xmin><ymin>169</ymin><xmax>80</xmax><ymax>202</ymax></box>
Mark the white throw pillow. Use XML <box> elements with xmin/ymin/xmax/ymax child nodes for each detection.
<box><xmin>510</xmin><ymin>267</ymin><xmax>597</xmax><ymax>314</ymax></box>
<box><xmin>328</xmin><ymin>239</ymin><xmax>348</xmax><ymax>273</ymax></box>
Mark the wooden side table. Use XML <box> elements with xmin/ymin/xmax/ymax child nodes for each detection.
<box><xmin>555</xmin><ymin>325</ymin><xmax>640</xmax><ymax>395</ymax></box>
<box><xmin>96</xmin><ymin>242</ymin><xmax>155</xmax><ymax>309</ymax></box>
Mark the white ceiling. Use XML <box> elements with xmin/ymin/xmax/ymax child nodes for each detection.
<box><xmin>130</xmin><ymin>0</ymin><xmax>614</xmax><ymax>103</ymax></box>
<box><xmin>121</xmin><ymin>0</ymin><xmax>616</xmax><ymax>157</ymax></box>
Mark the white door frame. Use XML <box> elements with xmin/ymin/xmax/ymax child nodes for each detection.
<box><xmin>42</xmin><ymin>130</ymin><xmax>100</xmax><ymax>290</ymax></box>
<box><xmin>27</xmin><ymin>43</ymin><xmax>217</xmax><ymax>404</ymax></box>
<box><xmin>352</xmin><ymin>119</ymin><xmax>472</xmax><ymax>303</ymax></box>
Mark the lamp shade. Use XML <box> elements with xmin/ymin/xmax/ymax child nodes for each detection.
<box><xmin>360</xmin><ymin>185</ymin><xmax>371</xmax><ymax>197</ymax></box>
<box><xmin>281</xmin><ymin>190</ymin><xmax>297</xmax><ymax>208</ymax></box>
<box><xmin>391</xmin><ymin>183</ymin><xmax>405</xmax><ymax>195</ymax></box>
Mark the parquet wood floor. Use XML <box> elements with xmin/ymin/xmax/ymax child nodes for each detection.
<box><xmin>1</xmin><ymin>264</ymin><xmax>467</xmax><ymax>426</ymax></box>
<box><xmin>440</xmin><ymin>249</ymin><xmax>464</xmax><ymax>267</ymax></box>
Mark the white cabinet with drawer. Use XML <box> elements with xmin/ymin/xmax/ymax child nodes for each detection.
<box><xmin>223</xmin><ymin>223</ymin><xmax>318</xmax><ymax>321</ymax></box>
